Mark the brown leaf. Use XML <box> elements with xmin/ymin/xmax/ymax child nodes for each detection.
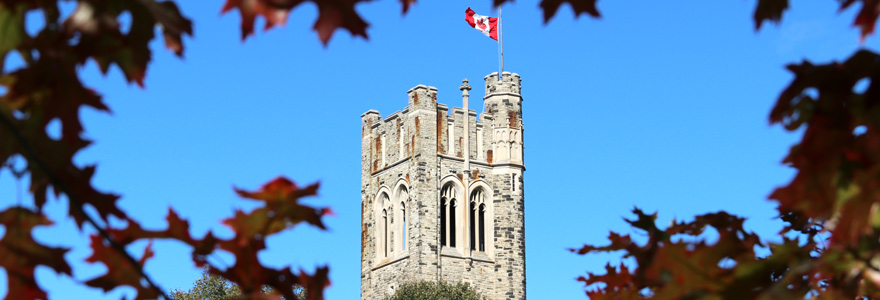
<box><xmin>84</xmin><ymin>235</ymin><xmax>159</xmax><ymax>300</ymax></box>
<box><xmin>211</xmin><ymin>177</ymin><xmax>331</xmax><ymax>299</ymax></box>
<box><xmin>233</xmin><ymin>176</ymin><xmax>328</xmax><ymax>231</ymax></box>
<box><xmin>0</xmin><ymin>207</ymin><xmax>71</xmax><ymax>300</ymax></box>
<box><xmin>539</xmin><ymin>0</ymin><xmax>601</xmax><ymax>23</ymax></box>
<box><xmin>753</xmin><ymin>0</ymin><xmax>788</xmax><ymax>30</ymax></box>
<box><xmin>221</xmin><ymin>0</ymin><xmax>369</xmax><ymax>45</ymax></box>
<box><xmin>840</xmin><ymin>0</ymin><xmax>880</xmax><ymax>41</ymax></box>
<box><xmin>399</xmin><ymin>0</ymin><xmax>416</xmax><ymax>14</ymax></box>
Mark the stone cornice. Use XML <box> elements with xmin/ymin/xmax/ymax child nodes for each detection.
<box><xmin>370</xmin><ymin>156</ymin><xmax>412</xmax><ymax>177</ymax></box>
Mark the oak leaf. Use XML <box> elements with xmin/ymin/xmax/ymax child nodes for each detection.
<box><xmin>539</xmin><ymin>0</ymin><xmax>601</xmax><ymax>23</ymax></box>
<box><xmin>221</xmin><ymin>0</ymin><xmax>368</xmax><ymax>45</ymax></box>
<box><xmin>0</xmin><ymin>207</ymin><xmax>71</xmax><ymax>300</ymax></box>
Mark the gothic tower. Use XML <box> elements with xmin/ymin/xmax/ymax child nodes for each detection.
<box><xmin>360</xmin><ymin>72</ymin><xmax>525</xmax><ymax>300</ymax></box>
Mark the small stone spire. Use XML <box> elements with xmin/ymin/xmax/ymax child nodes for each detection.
<box><xmin>459</xmin><ymin>79</ymin><xmax>471</xmax><ymax>95</ymax></box>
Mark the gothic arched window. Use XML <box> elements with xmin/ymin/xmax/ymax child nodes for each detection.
<box><xmin>470</xmin><ymin>188</ymin><xmax>489</xmax><ymax>253</ymax></box>
<box><xmin>376</xmin><ymin>191</ymin><xmax>391</xmax><ymax>261</ymax></box>
<box><xmin>440</xmin><ymin>184</ymin><xmax>458</xmax><ymax>248</ymax></box>
<box><xmin>396</xmin><ymin>186</ymin><xmax>409</xmax><ymax>253</ymax></box>
<box><xmin>479</xmin><ymin>204</ymin><xmax>486</xmax><ymax>251</ymax></box>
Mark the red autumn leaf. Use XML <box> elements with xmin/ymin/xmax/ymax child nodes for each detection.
<box><xmin>0</xmin><ymin>207</ymin><xmax>71</xmax><ymax>300</ymax></box>
<box><xmin>840</xmin><ymin>0</ymin><xmax>880</xmax><ymax>41</ymax></box>
<box><xmin>399</xmin><ymin>0</ymin><xmax>416</xmax><ymax>14</ymax></box>
<box><xmin>221</xmin><ymin>0</ymin><xmax>369</xmax><ymax>45</ymax></box>
<box><xmin>106</xmin><ymin>209</ymin><xmax>219</xmax><ymax>259</ymax></box>
<box><xmin>233</xmin><ymin>176</ymin><xmax>328</xmax><ymax>231</ymax></box>
<box><xmin>539</xmin><ymin>0</ymin><xmax>601</xmax><ymax>23</ymax></box>
<box><xmin>84</xmin><ymin>235</ymin><xmax>159</xmax><ymax>300</ymax></box>
<box><xmin>574</xmin><ymin>209</ymin><xmax>777</xmax><ymax>299</ymax></box>
<box><xmin>753</xmin><ymin>0</ymin><xmax>788</xmax><ymax>30</ymax></box>
<box><xmin>63</xmin><ymin>0</ymin><xmax>192</xmax><ymax>86</ymax></box>
<box><xmin>208</xmin><ymin>176</ymin><xmax>331</xmax><ymax>299</ymax></box>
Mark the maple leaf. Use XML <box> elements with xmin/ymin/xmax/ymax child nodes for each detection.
<box><xmin>539</xmin><ymin>0</ymin><xmax>601</xmax><ymax>23</ymax></box>
<box><xmin>0</xmin><ymin>207</ymin><xmax>72</xmax><ymax>300</ymax></box>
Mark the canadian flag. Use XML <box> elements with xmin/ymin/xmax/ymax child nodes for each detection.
<box><xmin>465</xmin><ymin>7</ymin><xmax>498</xmax><ymax>41</ymax></box>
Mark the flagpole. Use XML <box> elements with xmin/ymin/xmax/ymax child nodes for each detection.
<box><xmin>499</xmin><ymin>7</ymin><xmax>504</xmax><ymax>81</ymax></box>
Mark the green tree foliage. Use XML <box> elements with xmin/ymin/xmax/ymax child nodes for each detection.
<box><xmin>573</xmin><ymin>1</ymin><xmax>880</xmax><ymax>299</ymax></box>
<box><xmin>170</xmin><ymin>269</ymin><xmax>307</xmax><ymax>300</ymax></box>
<box><xmin>384</xmin><ymin>281</ymin><xmax>487</xmax><ymax>300</ymax></box>
<box><xmin>170</xmin><ymin>270</ymin><xmax>242</xmax><ymax>300</ymax></box>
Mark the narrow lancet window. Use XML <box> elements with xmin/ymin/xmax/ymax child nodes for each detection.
<box><xmin>449</xmin><ymin>199</ymin><xmax>457</xmax><ymax>247</ymax></box>
<box><xmin>382</xmin><ymin>209</ymin><xmax>388</xmax><ymax>257</ymax></box>
<box><xmin>440</xmin><ymin>199</ymin><xmax>447</xmax><ymax>247</ymax></box>
<box><xmin>470</xmin><ymin>201</ymin><xmax>476</xmax><ymax>251</ymax></box>
<box><xmin>401</xmin><ymin>203</ymin><xmax>406</xmax><ymax>251</ymax></box>
<box><xmin>479</xmin><ymin>204</ymin><xmax>486</xmax><ymax>252</ymax></box>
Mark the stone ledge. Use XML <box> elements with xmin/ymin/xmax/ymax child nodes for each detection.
<box><xmin>371</xmin><ymin>255</ymin><xmax>410</xmax><ymax>271</ymax></box>
<box><xmin>370</xmin><ymin>156</ymin><xmax>412</xmax><ymax>177</ymax></box>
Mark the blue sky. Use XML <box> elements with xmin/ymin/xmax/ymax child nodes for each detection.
<box><xmin>2</xmin><ymin>0</ymin><xmax>880</xmax><ymax>299</ymax></box>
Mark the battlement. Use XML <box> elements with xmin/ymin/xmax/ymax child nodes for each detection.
<box><xmin>484</xmin><ymin>71</ymin><xmax>522</xmax><ymax>95</ymax></box>
<box><xmin>360</xmin><ymin>75</ymin><xmax>523</xmax><ymax>175</ymax></box>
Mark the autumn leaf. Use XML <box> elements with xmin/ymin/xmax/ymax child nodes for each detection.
<box><xmin>753</xmin><ymin>0</ymin><xmax>788</xmax><ymax>30</ymax></box>
<box><xmin>399</xmin><ymin>0</ymin><xmax>416</xmax><ymax>14</ymax></box>
<box><xmin>222</xmin><ymin>0</ymin><xmax>369</xmax><ymax>45</ymax></box>
<box><xmin>84</xmin><ymin>235</ymin><xmax>159</xmax><ymax>300</ymax></box>
<box><xmin>840</xmin><ymin>0</ymin><xmax>880</xmax><ymax>41</ymax></box>
<box><xmin>212</xmin><ymin>176</ymin><xmax>331</xmax><ymax>299</ymax></box>
<box><xmin>233</xmin><ymin>176</ymin><xmax>329</xmax><ymax>231</ymax></box>
<box><xmin>0</xmin><ymin>207</ymin><xmax>71</xmax><ymax>300</ymax></box>
<box><xmin>539</xmin><ymin>0</ymin><xmax>601</xmax><ymax>23</ymax></box>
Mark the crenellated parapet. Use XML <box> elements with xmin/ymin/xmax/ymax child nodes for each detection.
<box><xmin>361</xmin><ymin>73</ymin><xmax>524</xmax><ymax>174</ymax></box>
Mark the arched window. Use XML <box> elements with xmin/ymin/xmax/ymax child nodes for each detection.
<box><xmin>470</xmin><ymin>188</ymin><xmax>488</xmax><ymax>253</ymax></box>
<box><xmin>479</xmin><ymin>204</ymin><xmax>486</xmax><ymax>251</ymax></box>
<box><xmin>376</xmin><ymin>191</ymin><xmax>391</xmax><ymax>261</ymax></box>
<box><xmin>449</xmin><ymin>199</ymin><xmax>457</xmax><ymax>248</ymax></box>
<box><xmin>440</xmin><ymin>184</ymin><xmax>458</xmax><ymax>248</ymax></box>
<box><xmin>395</xmin><ymin>186</ymin><xmax>409</xmax><ymax>253</ymax></box>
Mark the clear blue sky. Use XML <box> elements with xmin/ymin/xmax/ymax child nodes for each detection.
<box><xmin>2</xmin><ymin>1</ymin><xmax>880</xmax><ymax>299</ymax></box>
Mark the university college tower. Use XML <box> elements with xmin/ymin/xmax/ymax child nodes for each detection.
<box><xmin>360</xmin><ymin>72</ymin><xmax>526</xmax><ymax>300</ymax></box>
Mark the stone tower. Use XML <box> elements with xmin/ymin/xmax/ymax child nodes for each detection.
<box><xmin>360</xmin><ymin>72</ymin><xmax>525</xmax><ymax>300</ymax></box>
